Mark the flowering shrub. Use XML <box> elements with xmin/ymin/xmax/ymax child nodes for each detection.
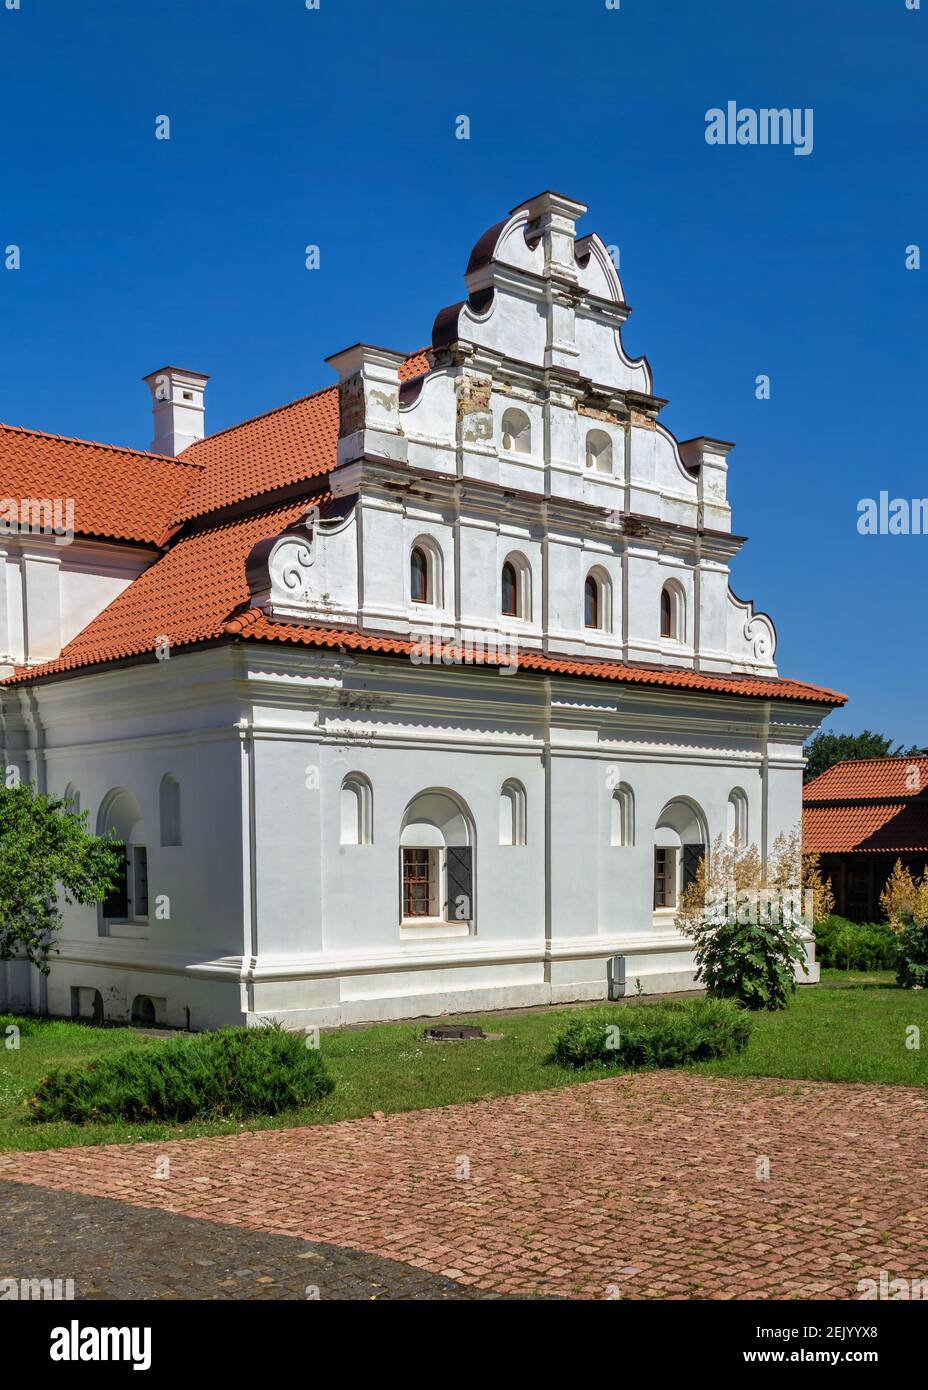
<box><xmin>675</xmin><ymin>828</ymin><xmax>820</xmax><ymax>1011</ymax></box>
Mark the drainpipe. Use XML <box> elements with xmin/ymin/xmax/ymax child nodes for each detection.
<box><xmin>237</xmin><ymin>714</ymin><xmax>259</xmax><ymax>1015</ymax></box>
<box><xmin>543</xmin><ymin>674</ymin><xmax>553</xmax><ymax>982</ymax></box>
<box><xmin>760</xmin><ymin>699</ymin><xmax>771</xmax><ymax>873</ymax></box>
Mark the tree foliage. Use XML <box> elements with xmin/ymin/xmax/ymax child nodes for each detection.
<box><xmin>0</xmin><ymin>783</ymin><xmax>123</xmax><ymax>971</ymax></box>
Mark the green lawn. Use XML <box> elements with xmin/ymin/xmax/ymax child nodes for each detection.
<box><xmin>1</xmin><ymin>972</ymin><xmax>925</xmax><ymax>1153</ymax></box>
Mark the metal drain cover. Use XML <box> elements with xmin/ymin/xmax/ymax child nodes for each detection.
<box><xmin>424</xmin><ymin>1024</ymin><xmax>487</xmax><ymax>1042</ymax></box>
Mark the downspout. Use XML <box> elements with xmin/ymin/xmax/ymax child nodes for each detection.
<box><xmin>543</xmin><ymin>673</ymin><xmax>553</xmax><ymax>982</ymax></box>
<box><xmin>18</xmin><ymin>687</ymin><xmax>49</xmax><ymax>1012</ymax></box>
<box><xmin>237</xmin><ymin>714</ymin><xmax>259</xmax><ymax>1015</ymax></box>
<box><xmin>760</xmin><ymin>699</ymin><xmax>771</xmax><ymax>873</ymax></box>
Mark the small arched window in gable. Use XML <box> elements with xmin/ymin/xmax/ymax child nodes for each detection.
<box><xmin>63</xmin><ymin>783</ymin><xmax>80</xmax><ymax>815</ymax></box>
<box><xmin>159</xmin><ymin>774</ymin><xmax>181</xmax><ymax>847</ymax></box>
<box><xmin>499</xmin><ymin>779</ymin><xmax>527</xmax><ymax>846</ymax></box>
<box><xmin>501</xmin><ymin>407</ymin><xmax>531</xmax><ymax>455</ymax></box>
<box><xmin>584</xmin><ymin>568</ymin><xmax>611</xmax><ymax>632</ymax></box>
<box><xmin>410</xmin><ymin>546</ymin><xmax>429</xmax><ymax>604</ymax></box>
<box><xmin>410</xmin><ymin>538</ymin><xmax>443</xmax><ymax>608</ymax></box>
<box><xmin>584</xmin><ymin>575</ymin><xmax>599</xmax><ymax>629</ymax></box>
<box><xmin>340</xmin><ymin>774</ymin><xmax>372</xmax><ymax>846</ymax></box>
<box><xmin>500</xmin><ymin>553</ymin><xmax>530</xmax><ymax>620</ymax></box>
<box><xmin>611</xmin><ymin>784</ymin><xmax>635</xmax><ymax>847</ymax></box>
<box><xmin>585</xmin><ymin>429</ymin><xmax>612</xmax><ymax>474</ymax></box>
<box><xmin>661</xmin><ymin>582</ymin><xmax>684</xmax><ymax>642</ymax></box>
<box><xmin>727</xmin><ymin>788</ymin><xmax>748</xmax><ymax>848</ymax></box>
<box><xmin>501</xmin><ymin>560</ymin><xmax>518</xmax><ymax>617</ymax></box>
<box><xmin>660</xmin><ymin>586</ymin><xmax>673</xmax><ymax>638</ymax></box>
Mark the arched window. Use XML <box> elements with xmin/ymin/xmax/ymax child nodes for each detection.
<box><xmin>500</xmin><ymin>553</ymin><xmax>531</xmax><ymax>620</ymax></box>
<box><xmin>96</xmin><ymin>789</ymin><xmax>148</xmax><ymax>928</ymax></box>
<box><xmin>499</xmin><ymin>779</ymin><xmax>527</xmax><ymax>846</ymax></box>
<box><xmin>610</xmin><ymin>784</ymin><xmax>635</xmax><ymax>847</ymax></box>
<box><xmin>159</xmin><ymin>774</ymin><xmax>181</xmax><ymax>847</ymax></box>
<box><xmin>501</xmin><ymin>561</ymin><xmax>518</xmax><ymax>617</ymax></box>
<box><xmin>340</xmin><ymin>774</ymin><xmax>373</xmax><ymax>846</ymax></box>
<box><xmin>727</xmin><ymin>788</ymin><xmax>749</xmax><ymax>847</ymax></box>
<box><xmin>661</xmin><ymin>582</ymin><xmax>684</xmax><ymax>642</ymax></box>
<box><xmin>653</xmin><ymin>797</ymin><xmax>708</xmax><ymax>911</ymax></box>
<box><xmin>409</xmin><ymin>538</ymin><xmax>442</xmax><ymax>609</ymax></box>
<box><xmin>660</xmin><ymin>586</ymin><xmax>673</xmax><ymax>638</ymax></box>
<box><xmin>584</xmin><ymin>575</ymin><xmax>598</xmax><ymax>629</ymax></box>
<box><xmin>400</xmin><ymin>789</ymin><xmax>475</xmax><ymax>924</ymax></box>
<box><xmin>585</xmin><ymin>429</ymin><xmax>612</xmax><ymax>474</ymax></box>
<box><xmin>501</xmin><ymin>407</ymin><xmax>531</xmax><ymax>455</ymax></box>
<box><xmin>584</xmin><ymin>568</ymin><xmax>611</xmax><ymax>632</ymax></box>
<box><xmin>410</xmin><ymin>546</ymin><xmax>429</xmax><ymax>604</ymax></box>
<box><xmin>63</xmin><ymin>783</ymin><xmax>80</xmax><ymax>815</ymax></box>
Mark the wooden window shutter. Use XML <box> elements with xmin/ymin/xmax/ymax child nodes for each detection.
<box><xmin>103</xmin><ymin>844</ymin><xmax>129</xmax><ymax>918</ymax></box>
<box><xmin>446</xmin><ymin>847</ymin><xmax>473</xmax><ymax>921</ymax></box>
<box><xmin>683</xmin><ymin>843</ymin><xmax>705</xmax><ymax>891</ymax></box>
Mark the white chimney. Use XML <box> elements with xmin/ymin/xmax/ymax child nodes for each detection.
<box><xmin>143</xmin><ymin>365</ymin><xmax>209</xmax><ymax>456</ymax></box>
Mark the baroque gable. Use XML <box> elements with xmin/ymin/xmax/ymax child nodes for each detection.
<box><xmin>247</xmin><ymin>191</ymin><xmax>777</xmax><ymax>678</ymax></box>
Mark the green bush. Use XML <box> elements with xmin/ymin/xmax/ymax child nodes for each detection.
<box><xmin>689</xmin><ymin>912</ymin><xmax>807</xmax><ymax>1011</ymax></box>
<box><xmin>28</xmin><ymin>1023</ymin><xmax>334</xmax><ymax>1124</ymax></box>
<box><xmin>550</xmin><ymin>997</ymin><xmax>751</xmax><ymax>1071</ymax></box>
<box><xmin>814</xmin><ymin>915</ymin><xmax>897</xmax><ymax>971</ymax></box>
<box><xmin>895</xmin><ymin>919</ymin><xmax>928</xmax><ymax>989</ymax></box>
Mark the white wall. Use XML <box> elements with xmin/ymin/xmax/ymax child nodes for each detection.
<box><xmin>0</xmin><ymin>645</ymin><xmax>830</xmax><ymax>1028</ymax></box>
<box><xmin>0</xmin><ymin>536</ymin><xmax>155</xmax><ymax>673</ymax></box>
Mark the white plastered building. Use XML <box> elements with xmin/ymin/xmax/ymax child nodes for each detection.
<box><xmin>0</xmin><ymin>191</ymin><xmax>844</xmax><ymax>1029</ymax></box>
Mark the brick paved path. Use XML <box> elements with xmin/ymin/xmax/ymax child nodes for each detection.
<box><xmin>2</xmin><ymin>1073</ymin><xmax>926</xmax><ymax>1299</ymax></box>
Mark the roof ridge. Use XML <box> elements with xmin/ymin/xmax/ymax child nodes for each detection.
<box><xmin>817</xmin><ymin>754</ymin><xmax>927</xmax><ymax>770</ymax></box>
<box><xmin>0</xmin><ymin>420</ymin><xmax>202</xmax><ymax>468</ymax></box>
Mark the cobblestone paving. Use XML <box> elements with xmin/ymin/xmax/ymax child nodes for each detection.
<box><xmin>2</xmin><ymin>1073</ymin><xmax>927</xmax><ymax>1300</ymax></box>
<box><xmin>0</xmin><ymin>1181</ymin><xmax>507</xmax><ymax>1300</ymax></box>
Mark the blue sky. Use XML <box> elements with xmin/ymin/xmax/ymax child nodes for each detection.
<box><xmin>1</xmin><ymin>0</ymin><xmax>925</xmax><ymax>742</ymax></box>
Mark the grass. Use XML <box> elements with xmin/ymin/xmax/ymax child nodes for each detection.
<box><xmin>1</xmin><ymin>971</ymin><xmax>926</xmax><ymax>1153</ymax></box>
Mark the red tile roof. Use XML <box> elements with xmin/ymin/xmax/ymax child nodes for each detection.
<box><xmin>804</xmin><ymin>756</ymin><xmax>928</xmax><ymax>802</ymax></box>
<box><xmin>0</xmin><ymin>423</ymin><xmax>200</xmax><ymax>545</ymax></box>
<box><xmin>0</xmin><ymin>345</ymin><xmax>846</xmax><ymax>710</ymax></box>
<box><xmin>1</xmin><ymin>492</ymin><xmax>846</xmax><ymax>707</ymax></box>
<box><xmin>1</xmin><ymin>499</ymin><xmax>313</xmax><ymax>678</ymax></box>
<box><xmin>174</xmin><ymin>350</ymin><xmax>431</xmax><ymax>523</ymax></box>
<box><xmin>803</xmin><ymin>802</ymin><xmax>928</xmax><ymax>854</ymax></box>
<box><xmin>803</xmin><ymin>757</ymin><xmax>928</xmax><ymax>854</ymax></box>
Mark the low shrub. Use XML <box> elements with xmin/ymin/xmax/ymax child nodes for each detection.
<box><xmin>28</xmin><ymin>1023</ymin><xmax>334</xmax><ymax>1124</ymax></box>
<box><xmin>550</xmin><ymin>997</ymin><xmax>751</xmax><ymax>1071</ymax></box>
<box><xmin>814</xmin><ymin>916</ymin><xmax>897</xmax><ymax>971</ymax></box>
<box><xmin>895</xmin><ymin>919</ymin><xmax>928</xmax><ymax>989</ymax></box>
